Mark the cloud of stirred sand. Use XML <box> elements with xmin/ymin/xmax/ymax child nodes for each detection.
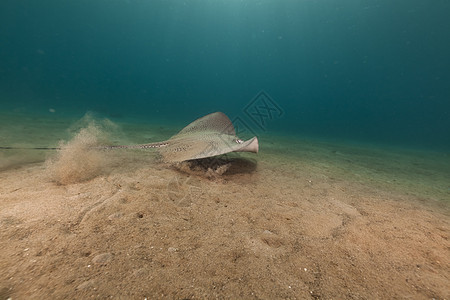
<box><xmin>46</xmin><ymin>115</ymin><xmax>118</xmax><ymax>185</ymax></box>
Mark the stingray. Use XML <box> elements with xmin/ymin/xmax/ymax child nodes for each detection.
<box><xmin>0</xmin><ymin>112</ymin><xmax>259</xmax><ymax>162</ymax></box>
<box><xmin>102</xmin><ymin>112</ymin><xmax>259</xmax><ymax>162</ymax></box>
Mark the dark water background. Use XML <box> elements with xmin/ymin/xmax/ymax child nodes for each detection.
<box><xmin>1</xmin><ymin>0</ymin><xmax>449</xmax><ymax>150</ymax></box>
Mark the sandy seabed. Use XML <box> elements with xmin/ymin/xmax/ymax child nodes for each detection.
<box><xmin>0</xmin><ymin>112</ymin><xmax>449</xmax><ymax>299</ymax></box>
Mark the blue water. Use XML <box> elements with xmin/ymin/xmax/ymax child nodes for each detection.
<box><xmin>1</xmin><ymin>0</ymin><xmax>449</xmax><ymax>150</ymax></box>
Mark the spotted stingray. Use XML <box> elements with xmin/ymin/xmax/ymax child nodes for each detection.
<box><xmin>102</xmin><ymin>112</ymin><xmax>259</xmax><ymax>162</ymax></box>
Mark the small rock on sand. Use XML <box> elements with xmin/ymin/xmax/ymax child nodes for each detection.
<box><xmin>92</xmin><ymin>252</ymin><xmax>113</xmax><ymax>264</ymax></box>
<box><xmin>76</xmin><ymin>279</ymin><xmax>96</xmax><ymax>290</ymax></box>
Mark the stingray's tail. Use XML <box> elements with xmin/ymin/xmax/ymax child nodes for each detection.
<box><xmin>0</xmin><ymin>146</ymin><xmax>61</xmax><ymax>150</ymax></box>
<box><xmin>96</xmin><ymin>141</ymin><xmax>169</xmax><ymax>150</ymax></box>
<box><xmin>0</xmin><ymin>141</ymin><xmax>170</xmax><ymax>151</ymax></box>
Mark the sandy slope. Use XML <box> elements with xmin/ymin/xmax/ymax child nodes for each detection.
<box><xmin>0</xmin><ymin>114</ymin><xmax>449</xmax><ymax>299</ymax></box>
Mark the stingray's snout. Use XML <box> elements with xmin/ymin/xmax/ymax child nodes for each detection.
<box><xmin>236</xmin><ymin>136</ymin><xmax>259</xmax><ymax>153</ymax></box>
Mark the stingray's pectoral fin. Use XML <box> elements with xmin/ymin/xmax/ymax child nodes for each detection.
<box><xmin>234</xmin><ymin>136</ymin><xmax>259</xmax><ymax>154</ymax></box>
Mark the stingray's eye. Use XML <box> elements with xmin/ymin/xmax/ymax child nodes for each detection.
<box><xmin>235</xmin><ymin>139</ymin><xmax>244</xmax><ymax>144</ymax></box>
